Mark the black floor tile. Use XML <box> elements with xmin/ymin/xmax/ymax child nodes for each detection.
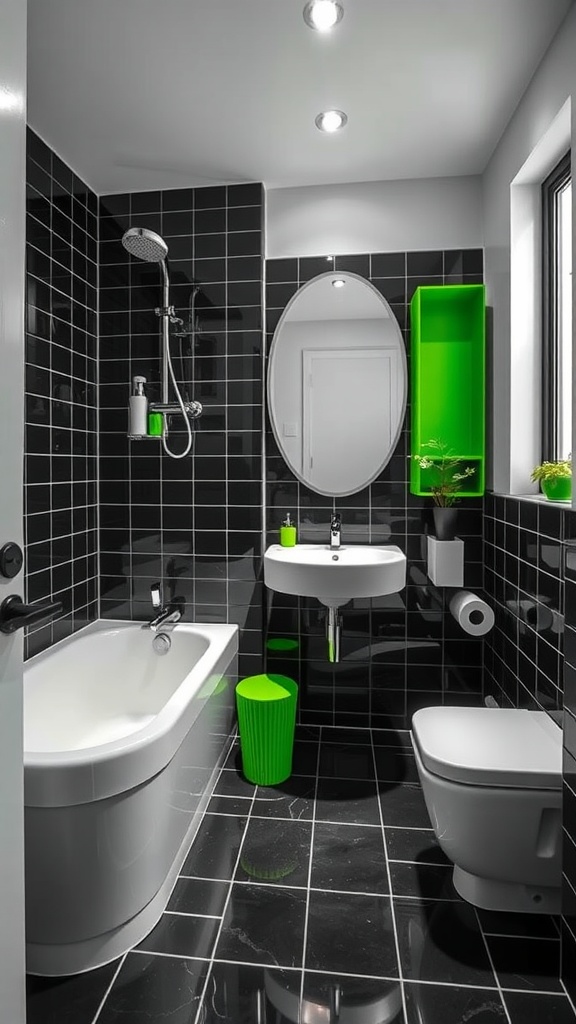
<box><xmin>96</xmin><ymin>952</ymin><xmax>209</xmax><ymax>1023</ymax></box>
<box><xmin>485</xmin><ymin>934</ymin><xmax>562</xmax><ymax>992</ymax></box>
<box><xmin>235</xmin><ymin>817</ymin><xmax>312</xmax><ymax>886</ymax></box>
<box><xmin>214</xmin><ymin>770</ymin><xmax>257</xmax><ymax>798</ymax></box>
<box><xmin>290</xmin><ymin>741</ymin><xmax>320</xmax><ymax>775</ymax></box>
<box><xmin>303</xmin><ymin>971</ymin><xmax>404</xmax><ymax>1021</ymax></box>
<box><xmin>26</xmin><ymin>960</ymin><xmax>120</xmax><ymax>1024</ymax></box>
<box><xmin>215</xmin><ymin>883</ymin><xmax>306</xmax><ymax>968</ymax></box>
<box><xmin>321</xmin><ymin>727</ymin><xmax>373</xmax><ymax>745</ymax></box>
<box><xmin>372</xmin><ymin>729</ymin><xmax>413</xmax><ymax>749</ymax></box>
<box><xmin>385</xmin><ymin>827</ymin><xmax>449</xmax><ymax>865</ymax></box>
<box><xmin>477</xmin><ymin>907</ymin><xmax>559</xmax><ymax>939</ymax></box>
<box><xmin>504</xmin><ymin>990</ymin><xmax>576</xmax><ymax>1023</ymax></box>
<box><xmin>253</xmin><ymin>775</ymin><xmax>315</xmax><ymax>819</ymax></box>
<box><xmin>395</xmin><ymin>898</ymin><xmax>497</xmax><ymax>987</ymax></box>
<box><xmin>404</xmin><ymin>981</ymin><xmax>506</xmax><ymax>1023</ymax></box>
<box><xmin>319</xmin><ymin>742</ymin><xmax>376</xmax><ymax>780</ymax></box>
<box><xmin>305</xmin><ymin>890</ymin><xmax>398</xmax><ymax>977</ymax></box>
<box><xmin>316</xmin><ymin>777</ymin><xmax>382</xmax><ymax>825</ymax></box>
<box><xmin>390</xmin><ymin>862</ymin><xmax>459</xmax><ymax>900</ymax></box>
<box><xmin>206</xmin><ymin>794</ymin><xmax>252</xmax><ymax>816</ymax></box>
<box><xmin>199</xmin><ymin>962</ymin><xmax>302</xmax><ymax>1023</ymax></box>
<box><xmin>136</xmin><ymin>912</ymin><xmax>220</xmax><ymax>959</ymax></box>
<box><xmin>375</xmin><ymin>748</ymin><xmax>420</xmax><ymax>784</ymax></box>
<box><xmin>294</xmin><ymin>725</ymin><xmax>321</xmax><ymax>742</ymax></box>
<box><xmin>167</xmin><ymin>877</ymin><xmax>229</xmax><ymax>917</ymax></box>
<box><xmin>311</xmin><ymin>821</ymin><xmax>388</xmax><ymax>894</ymax></box>
<box><xmin>180</xmin><ymin>813</ymin><xmax>247</xmax><ymax>880</ymax></box>
<box><xmin>223</xmin><ymin>742</ymin><xmax>242</xmax><ymax>770</ymax></box>
<box><xmin>379</xmin><ymin>785</ymin><xmax>432</xmax><ymax>828</ymax></box>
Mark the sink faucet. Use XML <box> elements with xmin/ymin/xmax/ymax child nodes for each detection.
<box><xmin>148</xmin><ymin>582</ymin><xmax>182</xmax><ymax>632</ymax></box>
<box><xmin>330</xmin><ymin>513</ymin><xmax>341</xmax><ymax>550</ymax></box>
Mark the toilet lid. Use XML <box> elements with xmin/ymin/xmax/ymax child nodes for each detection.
<box><xmin>411</xmin><ymin>707</ymin><xmax>562</xmax><ymax>790</ymax></box>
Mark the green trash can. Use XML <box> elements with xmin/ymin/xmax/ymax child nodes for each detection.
<box><xmin>235</xmin><ymin>673</ymin><xmax>298</xmax><ymax>785</ymax></box>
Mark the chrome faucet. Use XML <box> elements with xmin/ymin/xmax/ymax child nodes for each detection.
<box><xmin>330</xmin><ymin>513</ymin><xmax>341</xmax><ymax>550</ymax></box>
<box><xmin>148</xmin><ymin>582</ymin><xmax>182</xmax><ymax>632</ymax></box>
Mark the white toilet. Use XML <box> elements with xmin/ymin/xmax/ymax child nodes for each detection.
<box><xmin>411</xmin><ymin>706</ymin><xmax>563</xmax><ymax>914</ymax></box>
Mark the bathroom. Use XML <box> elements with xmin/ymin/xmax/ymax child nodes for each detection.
<box><xmin>2</xmin><ymin>0</ymin><xmax>576</xmax><ymax>1020</ymax></box>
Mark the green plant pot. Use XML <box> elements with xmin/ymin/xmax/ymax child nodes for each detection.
<box><xmin>541</xmin><ymin>477</ymin><xmax>571</xmax><ymax>501</ymax></box>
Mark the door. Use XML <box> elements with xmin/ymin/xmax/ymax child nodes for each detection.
<box><xmin>0</xmin><ymin>0</ymin><xmax>27</xmax><ymax>1019</ymax></box>
<box><xmin>302</xmin><ymin>348</ymin><xmax>397</xmax><ymax>494</ymax></box>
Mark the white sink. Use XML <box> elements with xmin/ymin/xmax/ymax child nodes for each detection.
<box><xmin>264</xmin><ymin>543</ymin><xmax>406</xmax><ymax>608</ymax></box>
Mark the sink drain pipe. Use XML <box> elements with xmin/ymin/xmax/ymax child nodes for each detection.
<box><xmin>326</xmin><ymin>606</ymin><xmax>342</xmax><ymax>663</ymax></box>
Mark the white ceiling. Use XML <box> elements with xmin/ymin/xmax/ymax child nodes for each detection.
<box><xmin>27</xmin><ymin>0</ymin><xmax>573</xmax><ymax>195</ymax></box>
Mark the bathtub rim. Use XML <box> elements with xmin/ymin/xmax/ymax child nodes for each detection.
<box><xmin>24</xmin><ymin>619</ymin><xmax>239</xmax><ymax>808</ymax></box>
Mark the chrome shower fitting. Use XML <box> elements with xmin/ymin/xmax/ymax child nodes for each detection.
<box><xmin>121</xmin><ymin>227</ymin><xmax>203</xmax><ymax>458</ymax></box>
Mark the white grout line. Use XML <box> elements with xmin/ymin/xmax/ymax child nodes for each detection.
<box><xmin>560</xmin><ymin>978</ymin><xmax>576</xmax><ymax>1017</ymax></box>
<box><xmin>472</xmin><ymin>906</ymin><xmax>513</xmax><ymax>1024</ymax></box>
<box><xmin>370</xmin><ymin>728</ymin><xmax>409</xmax><ymax>1024</ymax></box>
<box><xmin>478</xmin><ymin>931</ymin><xmax>559</xmax><ymax>942</ymax></box>
<box><xmin>90</xmin><ymin>952</ymin><xmax>128</xmax><ymax>1024</ymax></box>
<box><xmin>129</xmin><ymin>948</ymin><xmax>214</xmax><ymax>962</ymax></box>
<box><xmin>164</xmin><ymin>910</ymin><xmax>222</xmax><ymax>919</ymax></box>
<box><xmin>298</xmin><ymin>724</ymin><xmax>322</xmax><ymax>1011</ymax></box>
<box><xmin>191</xmin><ymin>785</ymin><xmax>257</xmax><ymax>1024</ymax></box>
<box><xmin>125</xmin><ymin>949</ymin><xmax>573</xmax><ymax>999</ymax></box>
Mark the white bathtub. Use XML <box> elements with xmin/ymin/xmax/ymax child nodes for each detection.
<box><xmin>24</xmin><ymin>619</ymin><xmax>238</xmax><ymax>977</ymax></box>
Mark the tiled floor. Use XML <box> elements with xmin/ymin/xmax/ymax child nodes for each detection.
<box><xmin>27</xmin><ymin>726</ymin><xmax>576</xmax><ymax>1024</ymax></box>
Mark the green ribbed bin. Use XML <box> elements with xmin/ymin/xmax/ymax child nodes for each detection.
<box><xmin>235</xmin><ymin>674</ymin><xmax>298</xmax><ymax>785</ymax></box>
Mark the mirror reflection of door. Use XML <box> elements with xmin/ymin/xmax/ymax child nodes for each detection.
<box><xmin>303</xmin><ymin>348</ymin><xmax>398</xmax><ymax>494</ymax></box>
<box><xmin>268</xmin><ymin>272</ymin><xmax>407</xmax><ymax>496</ymax></box>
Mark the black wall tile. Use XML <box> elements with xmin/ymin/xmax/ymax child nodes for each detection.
<box><xmin>24</xmin><ymin>129</ymin><xmax>98</xmax><ymax>658</ymax></box>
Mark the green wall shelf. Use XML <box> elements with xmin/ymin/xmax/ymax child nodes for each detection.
<box><xmin>410</xmin><ymin>284</ymin><xmax>485</xmax><ymax>497</ymax></box>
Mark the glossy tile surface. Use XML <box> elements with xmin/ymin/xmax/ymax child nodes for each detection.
<box><xmin>215</xmin><ymin>883</ymin><xmax>307</xmax><ymax>967</ymax></box>
<box><xmin>30</xmin><ymin>725</ymin><xmax>575</xmax><ymax>1024</ymax></box>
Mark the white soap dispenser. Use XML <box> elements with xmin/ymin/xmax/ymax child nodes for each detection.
<box><xmin>129</xmin><ymin>375</ymin><xmax>148</xmax><ymax>436</ymax></box>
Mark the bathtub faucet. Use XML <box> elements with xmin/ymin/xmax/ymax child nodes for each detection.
<box><xmin>148</xmin><ymin>582</ymin><xmax>182</xmax><ymax>632</ymax></box>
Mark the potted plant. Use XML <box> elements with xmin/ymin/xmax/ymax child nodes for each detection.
<box><xmin>531</xmin><ymin>458</ymin><xmax>572</xmax><ymax>501</ymax></box>
<box><xmin>411</xmin><ymin>439</ymin><xmax>476</xmax><ymax>540</ymax></box>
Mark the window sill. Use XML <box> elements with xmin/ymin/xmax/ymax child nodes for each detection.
<box><xmin>493</xmin><ymin>490</ymin><xmax>572</xmax><ymax>507</ymax></box>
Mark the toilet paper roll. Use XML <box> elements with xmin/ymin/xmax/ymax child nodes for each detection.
<box><xmin>517</xmin><ymin>599</ymin><xmax>553</xmax><ymax>632</ymax></box>
<box><xmin>449</xmin><ymin>590</ymin><xmax>495</xmax><ymax>636</ymax></box>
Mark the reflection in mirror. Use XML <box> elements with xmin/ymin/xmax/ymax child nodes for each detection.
<box><xmin>267</xmin><ymin>272</ymin><xmax>407</xmax><ymax>496</ymax></box>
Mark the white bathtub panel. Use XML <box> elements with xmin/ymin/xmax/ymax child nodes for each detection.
<box><xmin>25</xmin><ymin>664</ymin><xmax>236</xmax><ymax>950</ymax></box>
<box><xmin>24</xmin><ymin>621</ymin><xmax>238</xmax><ymax>975</ymax></box>
<box><xmin>25</xmin><ymin>623</ymin><xmax>238</xmax><ymax>807</ymax></box>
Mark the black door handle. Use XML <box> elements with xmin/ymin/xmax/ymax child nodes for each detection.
<box><xmin>0</xmin><ymin>595</ymin><xmax>63</xmax><ymax>635</ymax></box>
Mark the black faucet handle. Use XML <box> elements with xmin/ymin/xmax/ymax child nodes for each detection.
<box><xmin>150</xmin><ymin>582</ymin><xmax>163</xmax><ymax>609</ymax></box>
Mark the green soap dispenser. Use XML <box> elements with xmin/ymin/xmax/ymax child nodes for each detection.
<box><xmin>280</xmin><ymin>513</ymin><xmax>297</xmax><ymax>547</ymax></box>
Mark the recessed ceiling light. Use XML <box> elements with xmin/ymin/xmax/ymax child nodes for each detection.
<box><xmin>332</xmin><ymin>278</ymin><xmax>346</xmax><ymax>288</ymax></box>
<box><xmin>0</xmin><ymin>87</ymin><xmax>21</xmax><ymax>112</ymax></box>
<box><xmin>315</xmin><ymin>109</ymin><xmax>348</xmax><ymax>133</ymax></box>
<box><xmin>303</xmin><ymin>1</ymin><xmax>343</xmax><ymax>31</ymax></box>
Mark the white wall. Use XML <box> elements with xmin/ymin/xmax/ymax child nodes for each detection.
<box><xmin>266</xmin><ymin>175</ymin><xmax>483</xmax><ymax>258</ymax></box>
<box><xmin>482</xmin><ymin>4</ymin><xmax>576</xmax><ymax>493</ymax></box>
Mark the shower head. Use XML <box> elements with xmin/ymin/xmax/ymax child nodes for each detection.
<box><xmin>122</xmin><ymin>227</ymin><xmax>168</xmax><ymax>263</ymax></box>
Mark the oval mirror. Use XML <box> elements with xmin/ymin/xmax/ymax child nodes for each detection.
<box><xmin>267</xmin><ymin>271</ymin><xmax>407</xmax><ymax>496</ymax></box>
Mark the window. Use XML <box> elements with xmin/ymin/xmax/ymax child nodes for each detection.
<box><xmin>542</xmin><ymin>151</ymin><xmax>572</xmax><ymax>461</ymax></box>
